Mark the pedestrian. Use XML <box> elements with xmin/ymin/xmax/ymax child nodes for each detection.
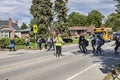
<box><xmin>9</xmin><ymin>38</ymin><xmax>15</xmax><ymax>51</ymax></box>
<box><xmin>47</xmin><ymin>36</ymin><xmax>52</xmax><ymax>51</ymax></box>
<box><xmin>112</xmin><ymin>36</ymin><xmax>120</xmax><ymax>55</ymax></box>
<box><xmin>78</xmin><ymin>33</ymin><xmax>84</xmax><ymax>52</ymax></box>
<box><xmin>81</xmin><ymin>36</ymin><xmax>89</xmax><ymax>53</ymax></box>
<box><xmin>44</xmin><ymin>38</ymin><xmax>48</xmax><ymax>49</ymax></box>
<box><xmin>91</xmin><ymin>34</ymin><xmax>96</xmax><ymax>53</ymax></box>
<box><xmin>47</xmin><ymin>36</ymin><xmax>55</xmax><ymax>51</ymax></box>
<box><xmin>37</xmin><ymin>37</ymin><xmax>42</xmax><ymax>50</ymax></box>
<box><xmin>54</xmin><ymin>34</ymin><xmax>64</xmax><ymax>57</ymax></box>
<box><xmin>25</xmin><ymin>36</ymin><xmax>30</xmax><ymax>49</ymax></box>
<box><xmin>96</xmin><ymin>35</ymin><xmax>104</xmax><ymax>55</ymax></box>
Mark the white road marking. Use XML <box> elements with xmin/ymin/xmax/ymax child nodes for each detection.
<box><xmin>66</xmin><ymin>64</ymin><xmax>98</xmax><ymax>80</ymax></box>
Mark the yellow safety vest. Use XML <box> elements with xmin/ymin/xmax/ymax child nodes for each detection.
<box><xmin>55</xmin><ymin>37</ymin><xmax>63</xmax><ymax>46</ymax></box>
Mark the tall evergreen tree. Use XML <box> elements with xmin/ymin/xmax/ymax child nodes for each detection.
<box><xmin>53</xmin><ymin>0</ymin><xmax>69</xmax><ymax>36</ymax></box>
<box><xmin>30</xmin><ymin>0</ymin><xmax>53</xmax><ymax>37</ymax></box>
<box><xmin>114</xmin><ymin>0</ymin><xmax>120</xmax><ymax>13</ymax></box>
<box><xmin>21</xmin><ymin>22</ymin><xmax>28</xmax><ymax>30</ymax></box>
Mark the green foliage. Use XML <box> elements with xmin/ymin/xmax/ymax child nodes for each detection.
<box><xmin>0</xmin><ymin>38</ymin><xmax>10</xmax><ymax>48</ymax></box>
<box><xmin>21</xmin><ymin>22</ymin><xmax>28</xmax><ymax>30</ymax></box>
<box><xmin>0</xmin><ymin>38</ymin><xmax>25</xmax><ymax>49</ymax></box>
<box><xmin>105</xmin><ymin>13</ymin><xmax>120</xmax><ymax>31</ymax></box>
<box><xmin>87</xmin><ymin>10</ymin><xmax>104</xmax><ymax>28</ymax></box>
<box><xmin>30</xmin><ymin>0</ymin><xmax>53</xmax><ymax>38</ymax></box>
<box><xmin>54</xmin><ymin>0</ymin><xmax>69</xmax><ymax>36</ymax></box>
<box><xmin>30</xmin><ymin>38</ymin><xmax>35</xmax><ymax>43</ymax></box>
<box><xmin>14</xmin><ymin>38</ymin><xmax>25</xmax><ymax>45</ymax></box>
<box><xmin>114</xmin><ymin>0</ymin><xmax>120</xmax><ymax>13</ymax></box>
<box><xmin>67</xmin><ymin>12</ymin><xmax>87</xmax><ymax>27</ymax></box>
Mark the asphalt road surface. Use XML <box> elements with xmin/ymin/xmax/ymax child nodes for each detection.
<box><xmin>0</xmin><ymin>41</ymin><xmax>120</xmax><ymax>80</ymax></box>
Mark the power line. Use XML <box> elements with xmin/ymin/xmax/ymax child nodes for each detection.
<box><xmin>0</xmin><ymin>1</ymin><xmax>31</xmax><ymax>16</ymax></box>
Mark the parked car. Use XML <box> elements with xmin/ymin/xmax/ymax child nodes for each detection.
<box><xmin>113</xmin><ymin>32</ymin><xmax>120</xmax><ymax>40</ymax></box>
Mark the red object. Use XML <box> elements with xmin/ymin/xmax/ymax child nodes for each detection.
<box><xmin>52</xmin><ymin>30</ymin><xmax>56</xmax><ymax>35</ymax></box>
<box><xmin>94</xmin><ymin>29</ymin><xmax>96</xmax><ymax>31</ymax></box>
<box><xmin>101</xmin><ymin>28</ymin><xmax>104</xmax><ymax>30</ymax></box>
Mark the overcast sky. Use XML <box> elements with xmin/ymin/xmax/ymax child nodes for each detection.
<box><xmin>0</xmin><ymin>0</ymin><xmax>117</xmax><ymax>26</ymax></box>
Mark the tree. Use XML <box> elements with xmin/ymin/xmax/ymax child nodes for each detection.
<box><xmin>105</xmin><ymin>13</ymin><xmax>120</xmax><ymax>31</ymax></box>
<box><xmin>30</xmin><ymin>0</ymin><xmax>53</xmax><ymax>37</ymax></box>
<box><xmin>66</xmin><ymin>12</ymin><xmax>87</xmax><ymax>27</ymax></box>
<box><xmin>53</xmin><ymin>0</ymin><xmax>70</xmax><ymax>36</ymax></box>
<box><xmin>114</xmin><ymin>0</ymin><xmax>120</xmax><ymax>13</ymax></box>
<box><xmin>87</xmin><ymin>10</ymin><xmax>104</xmax><ymax>28</ymax></box>
<box><xmin>21</xmin><ymin>22</ymin><xmax>28</xmax><ymax>30</ymax></box>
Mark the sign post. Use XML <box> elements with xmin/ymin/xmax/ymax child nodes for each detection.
<box><xmin>33</xmin><ymin>24</ymin><xmax>38</xmax><ymax>49</ymax></box>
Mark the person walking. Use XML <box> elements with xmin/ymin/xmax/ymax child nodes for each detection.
<box><xmin>91</xmin><ymin>34</ymin><xmax>96</xmax><ymax>53</ymax></box>
<box><xmin>78</xmin><ymin>33</ymin><xmax>84</xmax><ymax>52</ymax></box>
<box><xmin>9</xmin><ymin>38</ymin><xmax>15</xmax><ymax>51</ymax></box>
<box><xmin>81</xmin><ymin>36</ymin><xmax>89</xmax><ymax>53</ymax></box>
<box><xmin>96</xmin><ymin>35</ymin><xmax>104</xmax><ymax>55</ymax></box>
<box><xmin>44</xmin><ymin>38</ymin><xmax>48</xmax><ymax>49</ymax></box>
<box><xmin>37</xmin><ymin>37</ymin><xmax>42</xmax><ymax>50</ymax></box>
<box><xmin>54</xmin><ymin>34</ymin><xmax>64</xmax><ymax>57</ymax></box>
<box><xmin>25</xmin><ymin>36</ymin><xmax>30</xmax><ymax>49</ymax></box>
<box><xmin>112</xmin><ymin>37</ymin><xmax>120</xmax><ymax>55</ymax></box>
<box><xmin>47</xmin><ymin>36</ymin><xmax>55</xmax><ymax>51</ymax></box>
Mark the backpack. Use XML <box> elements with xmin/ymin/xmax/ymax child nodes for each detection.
<box><xmin>84</xmin><ymin>39</ymin><xmax>89</xmax><ymax>46</ymax></box>
<box><xmin>101</xmin><ymin>38</ymin><xmax>105</xmax><ymax>45</ymax></box>
<box><xmin>98</xmin><ymin>38</ymin><xmax>105</xmax><ymax>45</ymax></box>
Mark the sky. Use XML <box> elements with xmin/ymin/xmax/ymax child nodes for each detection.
<box><xmin>0</xmin><ymin>0</ymin><xmax>117</xmax><ymax>27</ymax></box>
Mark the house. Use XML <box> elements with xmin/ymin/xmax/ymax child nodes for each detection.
<box><xmin>0</xmin><ymin>18</ymin><xmax>21</xmax><ymax>38</ymax></box>
<box><xmin>70</xmin><ymin>26</ymin><xmax>95</xmax><ymax>36</ymax></box>
<box><xmin>21</xmin><ymin>28</ymin><xmax>31</xmax><ymax>38</ymax></box>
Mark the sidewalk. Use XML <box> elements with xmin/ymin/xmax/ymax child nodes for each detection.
<box><xmin>0</xmin><ymin>49</ymin><xmax>44</xmax><ymax>59</ymax></box>
<box><xmin>0</xmin><ymin>44</ymin><xmax>77</xmax><ymax>59</ymax></box>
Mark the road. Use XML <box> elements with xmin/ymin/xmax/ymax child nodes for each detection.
<box><xmin>0</xmin><ymin>41</ymin><xmax>120</xmax><ymax>80</ymax></box>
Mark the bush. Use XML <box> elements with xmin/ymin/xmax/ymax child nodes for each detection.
<box><xmin>14</xmin><ymin>38</ymin><xmax>25</xmax><ymax>45</ymax></box>
<box><xmin>30</xmin><ymin>38</ymin><xmax>35</xmax><ymax>43</ymax></box>
<box><xmin>0</xmin><ymin>38</ymin><xmax>10</xmax><ymax>49</ymax></box>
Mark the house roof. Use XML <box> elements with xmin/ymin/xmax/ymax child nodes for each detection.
<box><xmin>0</xmin><ymin>26</ymin><xmax>12</xmax><ymax>32</ymax></box>
<box><xmin>21</xmin><ymin>28</ymin><xmax>31</xmax><ymax>32</ymax></box>
<box><xmin>70</xmin><ymin>26</ymin><xmax>95</xmax><ymax>32</ymax></box>
<box><xmin>0</xmin><ymin>20</ymin><xmax>20</xmax><ymax>31</ymax></box>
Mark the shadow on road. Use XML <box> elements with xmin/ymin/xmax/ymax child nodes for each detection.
<box><xmin>71</xmin><ymin>48</ymin><xmax>120</xmax><ymax>74</ymax></box>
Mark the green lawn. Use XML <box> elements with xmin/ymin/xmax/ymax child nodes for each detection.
<box><xmin>15</xmin><ymin>37</ymin><xmax>79</xmax><ymax>50</ymax></box>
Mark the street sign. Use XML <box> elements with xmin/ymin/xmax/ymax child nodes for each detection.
<box><xmin>33</xmin><ymin>24</ymin><xmax>38</xmax><ymax>33</ymax></box>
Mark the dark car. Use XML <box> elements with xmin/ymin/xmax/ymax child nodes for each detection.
<box><xmin>113</xmin><ymin>32</ymin><xmax>120</xmax><ymax>40</ymax></box>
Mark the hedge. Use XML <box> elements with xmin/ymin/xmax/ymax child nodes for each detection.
<box><xmin>0</xmin><ymin>38</ymin><xmax>25</xmax><ymax>49</ymax></box>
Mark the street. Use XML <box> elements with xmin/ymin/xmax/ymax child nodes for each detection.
<box><xmin>0</xmin><ymin>41</ymin><xmax>120</xmax><ymax>80</ymax></box>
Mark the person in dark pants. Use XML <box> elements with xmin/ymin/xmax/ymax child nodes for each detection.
<box><xmin>54</xmin><ymin>34</ymin><xmax>64</xmax><ymax>57</ymax></box>
<box><xmin>9</xmin><ymin>38</ymin><xmax>15</xmax><ymax>51</ymax></box>
<box><xmin>37</xmin><ymin>37</ymin><xmax>42</xmax><ymax>50</ymax></box>
<box><xmin>47</xmin><ymin>36</ymin><xmax>55</xmax><ymax>51</ymax></box>
<box><xmin>91</xmin><ymin>34</ymin><xmax>96</xmax><ymax>53</ymax></box>
<box><xmin>78</xmin><ymin>34</ymin><xmax>84</xmax><ymax>52</ymax></box>
<box><xmin>82</xmin><ymin>36</ymin><xmax>89</xmax><ymax>53</ymax></box>
<box><xmin>44</xmin><ymin>38</ymin><xmax>48</xmax><ymax>49</ymax></box>
<box><xmin>96</xmin><ymin>35</ymin><xmax>104</xmax><ymax>55</ymax></box>
<box><xmin>112</xmin><ymin>37</ymin><xmax>120</xmax><ymax>55</ymax></box>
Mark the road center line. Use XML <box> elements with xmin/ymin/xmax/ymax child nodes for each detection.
<box><xmin>66</xmin><ymin>64</ymin><xmax>98</xmax><ymax>80</ymax></box>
